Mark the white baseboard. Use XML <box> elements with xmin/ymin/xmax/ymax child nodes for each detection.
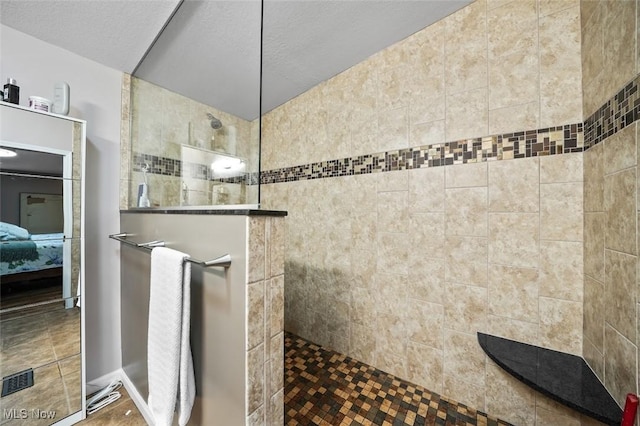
<box><xmin>119</xmin><ymin>368</ymin><xmax>154</xmax><ymax>425</ymax></box>
<box><xmin>86</xmin><ymin>368</ymin><xmax>153</xmax><ymax>425</ymax></box>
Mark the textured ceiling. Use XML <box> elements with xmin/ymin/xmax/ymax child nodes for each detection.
<box><xmin>0</xmin><ymin>0</ymin><xmax>181</xmax><ymax>73</ymax></box>
<box><xmin>0</xmin><ymin>0</ymin><xmax>472</xmax><ymax>120</ymax></box>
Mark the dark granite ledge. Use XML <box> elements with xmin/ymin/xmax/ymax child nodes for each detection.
<box><xmin>122</xmin><ymin>207</ymin><xmax>287</xmax><ymax>216</ymax></box>
<box><xmin>477</xmin><ymin>332</ymin><xmax>622</xmax><ymax>426</ymax></box>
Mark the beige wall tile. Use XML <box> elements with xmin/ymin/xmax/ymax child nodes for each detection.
<box><xmin>377</xmin><ymin>169</ymin><xmax>408</xmax><ymax>192</ymax></box>
<box><xmin>408</xmin><ymin>257</ymin><xmax>446</xmax><ymax>303</ymax></box>
<box><xmin>443</xmin><ymin>330</ymin><xmax>486</xmax><ymax>390</ymax></box>
<box><xmin>539</xmin><ymin>297</ymin><xmax>582</xmax><ymax>354</ymax></box>
<box><xmin>604</xmin><ymin>250</ymin><xmax>637</xmax><ymax>342</ymax></box>
<box><xmin>407</xmin><ymin>342</ymin><xmax>443</xmax><ymax>394</ymax></box>
<box><xmin>409</xmin><ymin>213</ymin><xmax>445</xmax><ymax>259</ymax></box>
<box><xmin>327</xmin><ymin>301</ymin><xmax>350</xmax><ymax>338</ymax></box>
<box><xmin>445</xmin><ymin>88</ymin><xmax>489</xmax><ymax>141</ymax></box>
<box><xmin>540</xmin><ymin>152</ymin><xmax>583</xmax><ymax>183</ymax></box>
<box><xmin>406</xmin><ymin>299</ymin><xmax>444</xmax><ymax>349</ymax></box>
<box><xmin>269</xmin><ymin>389</ymin><xmax>284</xmax><ymax>426</ymax></box>
<box><xmin>445</xmin><ymin>162</ymin><xmax>488</xmax><ymax>188</ymax></box>
<box><xmin>248</xmin><ymin>218</ymin><xmax>266</xmax><ymax>283</ymax></box>
<box><xmin>378</xmin><ymin>106</ymin><xmax>409</xmax><ymax>152</ymax></box>
<box><xmin>410</xmin><ymin>120</ymin><xmax>445</xmax><ymax>146</ymax></box>
<box><xmin>351</xmin><ymin>286</ymin><xmax>376</xmax><ymax>327</ymax></box>
<box><xmin>377</xmin><ymin>232</ymin><xmax>409</xmax><ymax>273</ymax></box>
<box><xmin>584</xmin><ymin>212</ymin><xmax>605</xmax><ymax>282</ymax></box>
<box><xmin>444</xmin><ymin>283</ymin><xmax>487</xmax><ymax>334</ymax></box>
<box><xmin>410</xmin><ymin>95</ymin><xmax>445</xmax><ymax>125</ymax></box>
<box><xmin>539</xmin><ymin>5</ymin><xmax>583</xmax><ymax>127</ymax></box>
<box><xmin>488</xmin><ymin>101</ymin><xmax>540</xmax><ymax>135</ymax></box>
<box><xmin>247</xmin><ymin>282</ymin><xmax>265</xmax><ymax>350</ymax></box>
<box><xmin>443</xmin><ymin>376</ymin><xmax>485</xmax><ymax>412</ymax></box>
<box><xmin>535</xmin><ymin>394</ymin><xmax>582</xmax><ymax>426</ymax></box>
<box><xmin>604</xmin><ymin>325</ymin><xmax>638</xmax><ymax>407</ymax></box>
<box><xmin>583</xmin><ymin>275</ymin><xmax>605</xmax><ymax>352</ymax></box>
<box><xmin>327</xmin><ymin>330</ymin><xmax>349</xmax><ymax>355</ymax></box>
<box><xmin>269</xmin><ymin>218</ymin><xmax>285</xmax><ymax>277</ymax></box>
<box><xmin>445</xmin><ymin>236</ymin><xmax>488</xmax><ymax>287</ymax></box>
<box><xmin>377</xmin><ymin>191</ymin><xmax>409</xmax><ymax>233</ymax></box>
<box><xmin>489</xmin><ymin>51</ymin><xmax>539</xmax><ymax>110</ymax></box>
<box><xmin>488</xmin><ymin>265</ymin><xmax>539</xmax><ymax>322</ymax></box>
<box><xmin>539</xmin><ymin>0</ymin><xmax>579</xmax><ymax>17</ymax></box>
<box><xmin>485</xmin><ymin>362</ymin><xmax>536</xmax><ymax>426</ymax></box>
<box><xmin>269</xmin><ymin>277</ymin><xmax>284</xmax><ymax>337</ymax></box>
<box><xmin>487</xmin><ymin>0</ymin><xmax>537</xmax><ymax>59</ymax></box>
<box><xmin>488</xmin><ymin>213</ymin><xmax>539</xmax><ymax>268</ymax></box>
<box><xmin>583</xmin><ymin>336</ymin><xmax>605</xmax><ymax>381</ymax></box>
<box><xmin>539</xmin><ymin>240</ymin><xmax>583</xmax><ymax>302</ymax></box>
<box><xmin>540</xmin><ymin>182</ymin><xmax>583</xmax><ymax>242</ymax></box>
<box><xmin>351</xmin><ymin>213</ymin><xmax>377</xmax><ymax>254</ymax></box>
<box><xmin>375</xmin><ymin>349</ymin><xmax>406</xmax><ymax>379</ymax></box>
<box><xmin>445</xmin><ymin>187</ymin><xmax>488</xmax><ymax>237</ymax></box>
<box><xmin>584</xmin><ymin>143</ymin><xmax>605</xmax><ymax>212</ymax></box>
<box><xmin>487</xmin><ymin>314</ymin><xmax>539</xmax><ymax>346</ymax></box>
<box><xmin>409</xmin><ymin>167</ymin><xmax>445</xmax><ymax>213</ymax></box>
<box><xmin>580</xmin><ymin>2</ymin><xmax>604</xmax><ymax>117</ymax></box>
<box><xmin>444</xmin><ymin>0</ymin><xmax>488</xmax><ymax>94</ymax></box>
<box><xmin>350</xmin><ymin>249</ymin><xmax>376</xmax><ymax>290</ymax></box>
<box><xmin>488</xmin><ymin>157</ymin><xmax>539</xmax><ymax>213</ymax></box>
<box><xmin>247</xmin><ymin>344</ymin><xmax>264</xmax><ymax>414</ymax></box>
<box><xmin>605</xmin><ymin>123</ymin><xmax>637</xmax><ymax>175</ymax></box>
<box><xmin>375</xmin><ymin>273</ymin><xmax>408</xmax><ymax>316</ymax></box>
<box><xmin>487</xmin><ymin>0</ymin><xmax>517</xmax><ymax>11</ymax></box>
<box><xmin>605</xmin><ymin>168</ymin><xmax>637</xmax><ymax>255</ymax></box>
<box><xmin>350</xmin><ymin>323</ymin><xmax>376</xmax><ymax>366</ymax></box>
<box><xmin>269</xmin><ymin>332</ymin><xmax>284</xmax><ymax>397</ymax></box>
<box><xmin>580</xmin><ymin>0</ymin><xmax>599</xmax><ymax>25</ymax></box>
<box><xmin>602</xmin><ymin>0</ymin><xmax>636</xmax><ymax>105</ymax></box>
<box><xmin>378</xmin><ymin>64</ymin><xmax>413</xmax><ymax>110</ymax></box>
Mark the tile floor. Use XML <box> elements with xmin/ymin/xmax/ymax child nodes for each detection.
<box><xmin>0</xmin><ymin>301</ymin><xmax>82</xmax><ymax>425</ymax></box>
<box><xmin>2</xmin><ymin>326</ymin><xmax>515</xmax><ymax>426</ymax></box>
<box><xmin>285</xmin><ymin>332</ymin><xmax>512</xmax><ymax>426</ymax></box>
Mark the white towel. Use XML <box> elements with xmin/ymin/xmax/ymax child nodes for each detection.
<box><xmin>147</xmin><ymin>247</ymin><xmax>196</xmax><ymax>426</ymax></box>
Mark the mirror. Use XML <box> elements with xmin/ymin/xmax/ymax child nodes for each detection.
<box><xmin>0</xmin><ymin>104</ymin><xmax>84</xmax><ymax>425</ymax></box>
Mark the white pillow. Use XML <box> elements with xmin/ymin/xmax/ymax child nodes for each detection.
<box><xmin>0</xmin><ymin>222</ymin><xmax>30</xmax><ymax>240</ymax></box>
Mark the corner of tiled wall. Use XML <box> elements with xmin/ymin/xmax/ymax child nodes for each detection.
<box><xmin>246</xmin><ymin>216</ymin><xmax>285</xmax><ymax>425</ymax></box>
<box><xmin>581</xmin><ymin>0</ymin><xmax>640</xmax><ymax>414</ymax></box>
<box><xmin>120</xmin><ymin>73</ymin><xmax>132</xmax><ymax>209</ymax></box>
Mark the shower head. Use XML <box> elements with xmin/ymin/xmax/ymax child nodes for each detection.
<box><xmin>207</xmin><ymin>113</ymin><xmax>223</xmax><ymax>130</ymax></box>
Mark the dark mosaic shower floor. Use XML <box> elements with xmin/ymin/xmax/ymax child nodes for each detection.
<box><xmin>284</xmin><ymin>332</ymin><xmax>512</xmax><ymax>426</ymax></box>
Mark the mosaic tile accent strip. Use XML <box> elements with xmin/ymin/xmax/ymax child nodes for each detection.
<box><xmin>131</xmin><ymin>152</ymin><xmax>256</xmax><ymax>184</ymax></box>
<box><xmin>584</xmin><ymin>73</ymin><xmax>640</xmax><ymax>148</ymax></box>
<box><xmin>285</xmin><ymin>332</ymin><xmax>513</xmax><ymax>426</ymax></box>
<box><xmin>262</xmin><ymin>123</ymin><xmax>583</xmax><ymax>184</ymax></box>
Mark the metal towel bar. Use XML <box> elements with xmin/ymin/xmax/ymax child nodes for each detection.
<box><xmin>109</xmin><ymin>232</ymin><xmax>231</xmax><ymax>268</ymax></box>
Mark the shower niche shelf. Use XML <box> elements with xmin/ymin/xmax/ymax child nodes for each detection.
<box><xmin>477</xmin><ymin>332</ymin><xmax>622</xmax><ymax>426</ymax></box>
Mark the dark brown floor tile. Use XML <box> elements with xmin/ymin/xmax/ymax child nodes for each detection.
<box><xmin>284</xmin><ymin>332</ymin><xmax>513</xmax><ymax>426</ymax></box>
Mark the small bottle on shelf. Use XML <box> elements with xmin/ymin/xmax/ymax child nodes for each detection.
<box><xmin>3</xmin><ymin>78</ymin><xmax>20</xmax><ymax>104</ymax></box>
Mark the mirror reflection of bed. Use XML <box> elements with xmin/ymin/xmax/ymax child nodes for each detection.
<box><xmin>0</xmin><ymin>150</ymin><xmax>65</xmax><ymax>310</ymax></box>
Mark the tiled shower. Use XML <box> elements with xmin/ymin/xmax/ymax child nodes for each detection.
<box><xmin>259</xmin><ymin>0</ymin><xmax>639</xmax><ymax>425</ymax></box>
<box><xmin>119</xmin><ymin>0</ymin><xmax>639</xmax><ymax>424</ymax></box>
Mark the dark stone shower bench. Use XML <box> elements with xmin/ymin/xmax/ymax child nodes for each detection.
<box><xmin>477</xmin><ymin>332</ymin><xmax>623</xmax><ymax>426</ymax></box>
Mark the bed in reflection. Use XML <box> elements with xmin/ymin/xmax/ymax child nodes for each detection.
<box><xmin>1</xmin><ymin>222</ymin><xmax>63</xmax><ymax>281</ymax></box>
